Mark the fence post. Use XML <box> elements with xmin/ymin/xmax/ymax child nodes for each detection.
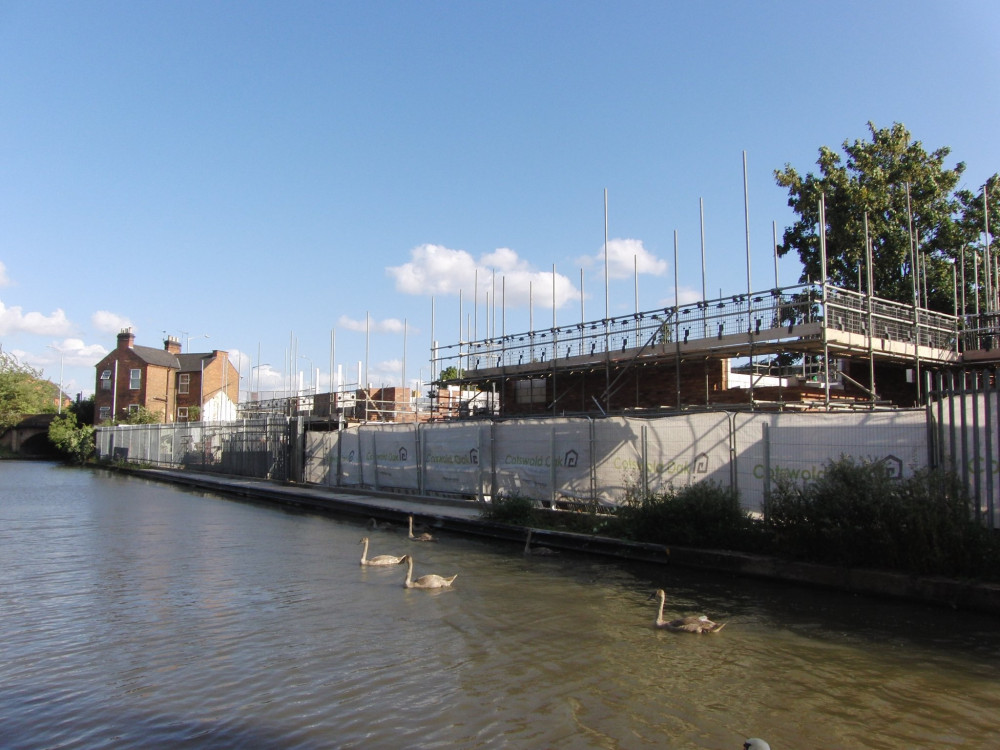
<box><xmin>589</xmin><ymin>417</ymin><xmax>596</xmax><ymax>505</ymax></box>
<box><xmin>479</xmin><ymin>423</ymin><xmax>487</xmax><ymax>502</ymax></box>
<box><xmin>762</xmin><ymin>421</ymin><xmax>771</xmax><ymax>518</ymax></box>
<box><xmin>372</xmin><ymin>429</ymin><xmax>380</xmax><ymax>491</ymax></box>
<box><xmin>490</xmin><ymin>421</ymin><xmax>497</xmax><ymax>502</ymax></box>
<box><xmin>985</xmin><ymin>369</ymin><xmax>994</xmax><ymax>527</ymax></box>
<box><xmin>972</xmin><ymin>372</ymin><xmax>982</xmax><ymax>523</ymax></box>
<box><xmin>641</xmin><ymin>423</ymin><xmax>648</xmax><ymax>498</ymax></box>
<box><xmin>550</xmin><ymin>426</ymin><xmax>556</xmax><ymax>508</ymax></box>
<box><xmin>334</xmin><ymin>429</ymin><xmax>344</xmax><ymax>487</ymax></box>
<box><xmin>288</xmin><ymin>417</ymin><xmax>304</xmax><ymax>483</ymax></box>
<box><xmin>727</xmin><ymin>411</ymin><xmax>738</xmax><ymax>498</ymax></box>
<box><xmin>417</xmin><ymin>423</ymin><xmax>424</xmax><ymax>495</ymax></box>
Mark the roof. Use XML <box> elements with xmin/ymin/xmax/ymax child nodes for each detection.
<box><xmin>95</xmin><ymin>346</ymin><xmax>225</xmax><ymax>372</ymax></box>
<box><xmin>177</xmin><ymin>352</ymin><xmax>217</xmax><ymax>372</ymax></box>
<box><xmin>130</xmin><ymin>345</ymin><xmax>181</xmax><ymax>369</ymax></box>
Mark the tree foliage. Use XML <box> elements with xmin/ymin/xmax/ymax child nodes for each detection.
<box><xmin>0</xmin><ymin>349</ymin><xmax>57</xmax><ymax>430</ymax></box>
<box><xmin>48</xmin><ymin>413</ymin><xmax>95</xmax><ymax>464</ymax></box>
<box><xmin>117</xmin><ymin>406</ymin><xmax>160</xmax><ymax>425</ymax></box>
<box><xmin>775</xmin><ymin>122</ymin><xmax>997</xmax><ymax>314</ymax></box>
<box><xmin>71</xmin><ymin>395</ymin><xmax>95</xmax><ymax>426</ymax></box>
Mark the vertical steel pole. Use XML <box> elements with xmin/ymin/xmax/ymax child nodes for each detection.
<box><xmin>820</xmin><ymin>196</ymin><xmax>830</xmax><ymax>410</ymax></box>
<box><xmin>674</xmin><ymin>230</ymin><xmax>681</xmax><ymax>410</ymax></box>
<box><xmin>700</xmin><ymin>197</ymin><xmax>708</xmax><ymax>338</ymax></box>
<box><xmin>865</xmin><ymin>214</ymin><xmax>876</xmax><ymax>406</ymax></box>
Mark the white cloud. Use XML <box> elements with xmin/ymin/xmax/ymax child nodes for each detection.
<box><xmin>336</xmin><ymin>314</ymin><xmax>415</xmax><ymax>334</ymax></box>
<box><xmin>92</xmin><ymin>310</ymin><xmax>132</xmax><ymax>335</ymax></box>
<box><xmin>250</xmin><ymin>364</ymin><xmax>284</xmax><ymax>392</ymax></box>
<box><xmin>48</xmin><ymin>338</ymin><xmax>108</xmax><ymax>367</ymax></box>
<box><xmin>0</xmin><ymin>299</ymin><xmax>73</xmax><ymax>336</ymax></box>
<box><xmin>386</xmin><ymin>244</ymin><xmax>475</xmax><ymax>295</ymax></box>
<box><xmin>227</xmin><ymin>349</ymin><xmax>254</xmax><ymax>374</ymax></box>
<box><xmin>386</xmin><ymin>243</ymin><xmax>578</xmax><ymax>309</ymax></box>
<box><xmin>0</xmin><ymin>261</ymin><xmax>11</xmax><ymax>287</ymax></box>
<box><xmin>363</xmin><ymin>358</ymin><xmax>405</xmax><ymax>387</ymax></box>
<box><xmin>579</xmin><ymin>238</ymin><xmax>668</xmax><ymax>280</ymax></box>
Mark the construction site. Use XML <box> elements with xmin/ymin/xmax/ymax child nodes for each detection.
<box><xmin>429</xmin><ymin>279</ymin><xmax>985</xmax><ymax>418</ymax></box>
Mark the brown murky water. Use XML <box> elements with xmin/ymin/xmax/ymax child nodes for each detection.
<box><xmin>2</xmin><ymin>461</ymin><xmax>998</xmax><ymax>749</ymax></box>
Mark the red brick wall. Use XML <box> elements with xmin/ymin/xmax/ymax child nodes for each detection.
<box><xmin>499</xmin><ymin>360</ymin><xmax>728</xmax><ymax>416</ymax></box>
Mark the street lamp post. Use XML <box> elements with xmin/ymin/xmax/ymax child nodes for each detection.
<box><xmin>46</xmin><ymin>345</ymin><xmax>65</xmax><ymax>414</ymax></box>
<box><xmin>250</xmin><ymin>363</ymin><xmax>270</xmax><ymax>396</ymax></box>
<box><xmin>186</xmin><ymin>333</ymin><xmax>210</xmax><ymax>352</ymax></box>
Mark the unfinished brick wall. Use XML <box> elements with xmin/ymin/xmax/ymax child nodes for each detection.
<box><xmin>499</xmin><ymin>359</ymin><xmax>728</xmax><ymax>416</ymax></box>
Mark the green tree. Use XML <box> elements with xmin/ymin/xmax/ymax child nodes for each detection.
<box><xmin>954</xmin><ymin>175</ymin><xmax>1000</xmax><ymax>313</ymax></box>
<box><xmin>71</xmin><ymin>394</ymin><xmax>95</xmax><ymax>426</ymax></box>
<box><xmin>117</xmin><ymin>406</ymin><xmax>159</xmax><ymax>425</ymax></box>
<box><xmin>437</xmin><ymin>365</ymin><xmax>461</xmax><ymax>382</ymax></box>
<box><xmin>48</xmin><ymin>413</ymin><xmax>95</xmax><ymax>464</ymax></box>
<box><xmin>775</xmin><ymin>122</ymin><xmax>967</xmax><ymax>312</ymax></box>
<box><xmin>0</xmin><ymin>349</ymin><xmax>56</xmax><ymax>429</ymax></box>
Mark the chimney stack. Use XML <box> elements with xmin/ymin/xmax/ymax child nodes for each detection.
<box><xmin>164</xmin><ymin>336</ymin><xmax>182</xmax><ymax>354</ymax></box>
<box><xmin>117</xmin><ymin>328</ymin><xmax>135</xmax><ymax>351</ymax></box>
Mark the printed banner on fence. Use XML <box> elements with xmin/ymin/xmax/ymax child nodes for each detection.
<box><xmin>422</xmin><ymin>422</ymin><xmax>486</xmax><ymax>497</ymax></box>
<box><xmin>733</xmin><ymin>410</ymin><xmax>927</xmax><ymax>512</ymax></box>
<box><xmin>365</xmin><ymin>424</ymin><xmax>419</xmax><ymax>490</ymax></box>
<box><xmin>338</xmin><ymin>428</ymin><xmax>363</xmax><ymax>486</ymax></box>
<box><xmin>641</xmin><ymin>413</ymin><xmax>732</xmax><ymax>495</ymax></box>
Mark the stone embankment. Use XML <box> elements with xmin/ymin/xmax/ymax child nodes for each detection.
<box><xmin>121</xmin><ymin>466</ymin><xmax>1000</xmax><ymax>616</ymax></box>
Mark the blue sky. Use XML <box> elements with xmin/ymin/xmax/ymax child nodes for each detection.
<box><xmin>2</xmin><ymin>1</ymin><xmax>998</xmax><ymax>400</ymax></box>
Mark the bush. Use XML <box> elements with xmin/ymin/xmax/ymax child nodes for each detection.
<box><xmin>47</xmin><ymin>413</ymin><xmax>95</xmax><ymax>465</ymax></box>
<box><xmin>766</xmin><ymin>457</ymin><xmax>1000</xmax><ymax>578</ymax></box>
<box><xmin>617</xmin><ymin>480</ymin><xmax>754</xmax><ymax>550</ymax></box>
<box><xmin>481</xmin><ymin>491</ymin><xmax>538</xmax><ymax>526</ymax></box>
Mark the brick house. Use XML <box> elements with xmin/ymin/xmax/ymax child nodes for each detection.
<box><xmin>93</xmin><ymin>328</ymin><xmax>239</xmax><ymax>424</ymax></box>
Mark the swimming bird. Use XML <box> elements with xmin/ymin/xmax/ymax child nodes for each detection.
<box><xmin>524</xmin><ymin>528</ymin><xmax>558</xmax><ymax>556</ymax></box>
<box><xmin>649</xmin><ymin>589</ymin><xmax>725</xmax><ymax>633</ymax></box>
<box><xmin>743</xmin><ymin>740</ymin><xmax>770</xmax><ymax>750</ymax></box>
<box><xmin>403</xmin><ymin>556</ymin><xmax>457</xmax><ymax>589</ymax></box>
<box><xmin>408</xmin><ymin>515</ymin><xmax>435</xmax><ymax>542</ymax></box>
<box><xmin>367</xmin><ymin>518</ymin><xmax>393</xmax><ymax>531</ymax></box>
<box><xmin>358</xmin><ymin>537</ymin><xmax>408</xmax><ymax>567</ymax></box>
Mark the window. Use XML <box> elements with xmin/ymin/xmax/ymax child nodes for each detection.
<box><xmin>128</xmin><ymin>404</ymin><xmax>139</xmax><ymax>414</ymax></box>
<box><xmin>178</xmin><ymin>373</ymin><xmax>190</xmax><ymax>394</ymax></box>
<box><xmin>515</xmin><ymin>378</ymin><xmax>546</xmax><ymax>404</ymax></box>
<box><xmin>99</xmin><ymin>406</ymin><xmax>110</xmax><ymax>421</ymax></box>
<box><xmin>129</xmin><ymin>368</ymin><xmax>141</xmax><ymax>390</ymax></box>
<box><xmin>177</xmin><ymin>407</ymin><xmax>188</xmax><ymax>420</ymax></box>
<box><xmin>100</xmin><ymin>370</ymin><xmax>112</xmax><ymax>391</ymax></box>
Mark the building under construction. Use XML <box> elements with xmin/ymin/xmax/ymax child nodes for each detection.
<box><xmin>431</xmin><ymin>280</ymin><xmax>992</xmax><ymax>417</ymax></box>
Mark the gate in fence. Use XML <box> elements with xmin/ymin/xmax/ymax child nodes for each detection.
<box><xmin>928</xmin><ymin>368</ymin><xmax>1000</xmax><ymax>529</ymax></box>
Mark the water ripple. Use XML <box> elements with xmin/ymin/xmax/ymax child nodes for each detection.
<box><xmin>3</xmin><ymin>462</ymin><xmax>1000</xmax><ymax>749</ymax></box>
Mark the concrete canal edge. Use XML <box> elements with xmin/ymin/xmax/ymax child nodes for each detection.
<box><xmin>118</xmin><ymin>466</ymin><xmax>1000</xmax><ymax>617</ymax></box>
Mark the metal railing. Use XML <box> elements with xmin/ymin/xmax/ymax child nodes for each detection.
<box><xmin>433</xmin><ymin>283</ymin><xmax>962</xmax><ymax>378</ymax></box>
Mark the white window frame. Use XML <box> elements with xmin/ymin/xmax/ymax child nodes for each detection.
<box><xmin>99</xmin><ymin>406</ymin><xmax>111</xmax><ymax>421</ymax></box>
<box><xmin>100</xmin><ymin>370</ymin><xmax>112</xmax><ymax>391</ymax></box>
<box><xmin>177</xmin><ymin>407</ymin><xmax>188</xmax><ymax>419</ymax></box>
<box><xmin>129</xmin><ymin>368</ymin><xmax>141</xmax><ymax>390</ymax></box>
<box><xmin>178</xmin><ymin>373</ymin><xmax>190</xmax><ymax>394</ymax></box>
<box><xmin>128</xmin><ymin>404</ymin><xmax>139</xmax><ymax>414</ymax></box>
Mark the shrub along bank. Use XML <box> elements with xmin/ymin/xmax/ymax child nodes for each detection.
<box><xmin>482</xmin><ymin>457</ymin><xmax>1000</xmax><ymax>582</ymax></box>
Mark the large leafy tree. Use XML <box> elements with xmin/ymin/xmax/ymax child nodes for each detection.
<box><xmin>0</xmin><ymin>349</ymin><xmax>57</xmax><ymax>430</ymax></box>
<box><xmin>774</xmin><ymin>122</ymin><xmax>969</xmax><ymax>313</ymax></box>
<box><xmin>954</xmin><ymin>176</ymin><xmax>1000</xmax><ymax>313</ymax></box>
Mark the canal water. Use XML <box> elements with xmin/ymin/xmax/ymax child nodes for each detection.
<box><xmin>1</xmin><ymin>461</ymin><xmax>998</xmax><ymax>749</ymax></box>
